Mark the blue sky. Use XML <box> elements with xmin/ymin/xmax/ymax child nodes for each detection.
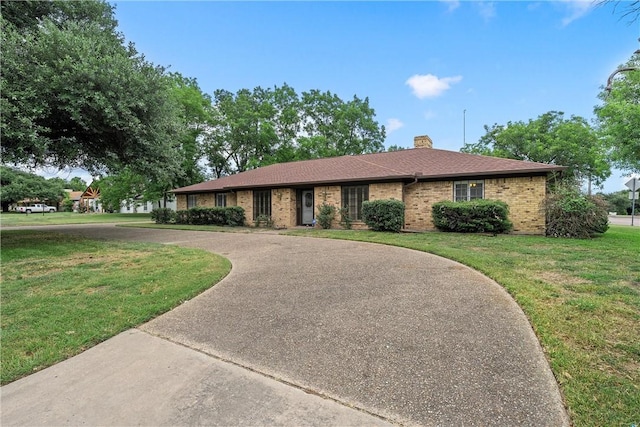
<box><xmin>65</xmin><ymin>1</ymin><xmax>640</xmax><ymax>192</ymax></box>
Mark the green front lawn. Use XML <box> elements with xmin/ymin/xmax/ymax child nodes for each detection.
<box><xmin>0</xmin><ymin>212</ymin><xmax>152</xmax><ymax>227</ymax></box>
<box><xmin>285</xmin><ymin>226</ymin><xmax>640</xmax><ymax>427</ymax></box>
<box><xmin>0</xmin><ymin>230</ymin><xmax>230</xmax><ymax>385</ymax></box>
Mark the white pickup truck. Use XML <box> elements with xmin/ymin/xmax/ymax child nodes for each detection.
<box><xmin>16</xmin><ymin>204</ymin><xmax>57</xmax><ymax>213</ymax></box>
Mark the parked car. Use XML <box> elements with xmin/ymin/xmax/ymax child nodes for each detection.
<box><xmin>16</xmin><ymin>204</ymin><xmax>57</xmax><ymax>213</ymax></box>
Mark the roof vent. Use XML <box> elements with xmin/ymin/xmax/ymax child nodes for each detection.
<box><xmin>414</xmin><ymin>135</ymin><xmax>433</xmax><ymax>149</ymax></box>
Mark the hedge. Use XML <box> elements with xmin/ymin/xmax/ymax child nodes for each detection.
<box><xmin>432</xmin><ymin>199</ymin><xmax>512</xmax><ymax>234</ymax></box>
<box><xmin>153</xmin><ymin>206</ymin><xmax>245</xmax><ymax>226</ymax></box>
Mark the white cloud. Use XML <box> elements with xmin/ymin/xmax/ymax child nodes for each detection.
<box><xmin>440</xmin><ymin>0</ymin><xmax>460</xmax><ymax>13</ymax></box>
<box><xmin>424</xmin><ymin>110</ymin><xmax>437</xmax><ymax>120</ymax></box>
<box><xmin>386</xmin><ymin>118</ymin><xmax>404</xmax><ymax>133</ymax></box>
<box><xmin>476</xmin><ymin>1</ymin><xmax>496</xmax><ymax>21</ymax></box>
<box><xmin>406</xmin><ymin>73</ymin><xmax>463</xmax><ymax>99</ymax></box>
<box><xmin>558</xmin><ymin>0</ymin><xmax>594</xmax><ymax>26</ymax></box>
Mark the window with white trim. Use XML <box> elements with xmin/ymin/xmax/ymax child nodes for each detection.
<box><xmin>187</xmin><ymin>194</ymin><xmax>197</xmax><ymax>208</ymax></box>
<box><xmin>342</xmin><ymin>185</ymin><xmax>369</xmax><ymax>221</ymax></box>
<box><xmin>216</xmin><ymin>193</ymin><xmax>227</xmax><ymax>207</ymax></box>
<box><xmin>454</xmin><ymin>180</ymin><xmax>484</xmax><ymax>201</ymax></box>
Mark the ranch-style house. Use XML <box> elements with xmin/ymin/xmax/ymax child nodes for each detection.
<box><xmin>172</xmin><ymin>136</ymin><xmax>565</xmax><ymax>234</ymax></box>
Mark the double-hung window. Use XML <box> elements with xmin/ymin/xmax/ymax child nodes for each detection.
<box><xmin>216</xmin><ymin>193</ymin><xmax>227</xmax><ymax>207</ymax></box>
<box><xmin>187</xmin><ymin>194</ymin><xmax>197</xmax><ymax>208</ymax></box>
<box><xmin>454</xmin><ymin>180</ymin><xmax>484</xmax><ymax>201</ymax></box>
<box><xmin>253</xmin><ymin>190</ymin><xmax>271</xmax><ymax>219</ymax></box>
<box><xmin>342</xmin><ymin>185</ymin><xmax>369</xmax><ymax>221</ymax></box>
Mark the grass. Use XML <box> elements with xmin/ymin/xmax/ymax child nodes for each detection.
<box><xmin>2</xmin><ymin>220</ymin><xmax>637</xmax><ymax>425</ymax></box>
<box><xmin>0</xmin><ymin>212</ymin><xmax>152</xmax><ymax>227</ymax></box>
<box><xmin>283</xmin><ymin>226</ymin><xmax>640</xmax><ymax>427</ymax></box>
<box><xmin>117</xmin><ymin>222</ymin><xmax>271</xmax><ymax>233</ymax></box>
<box><xmin>0</xmin><ymin>230</ymin><xmax>231</xmax><ymax>385</ymax></box>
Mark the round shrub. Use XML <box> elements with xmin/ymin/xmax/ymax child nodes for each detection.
<box><xmin>151</xmin><ymin>208</ymin><xmax>176</xmax><ymax>224</ymax></box>
<box><xmin>361</xmin><ymin>199</ymin><xmax>405</xmax><ymax>232</ymax></box>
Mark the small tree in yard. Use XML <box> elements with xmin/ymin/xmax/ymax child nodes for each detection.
<box><xmin>316</xmin><ymin>203</ymin><xmax>336</xmax><ymax>229</ymax></box>
<box><xmin>545</xmin><ymin>188</ymin><xmax>609</xmax><ymax>238</ymax></box>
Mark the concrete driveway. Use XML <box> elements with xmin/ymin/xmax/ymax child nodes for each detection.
<box><xmin>1</xmin><ymin>225</ymin><xmax>569</xmax><ymax>426</ymax></box>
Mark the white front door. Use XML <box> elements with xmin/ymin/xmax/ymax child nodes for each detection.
<box><xmin>302</xmin><ymin>190</ymin><xmax>314</xmax><ymax>225</ymax></box>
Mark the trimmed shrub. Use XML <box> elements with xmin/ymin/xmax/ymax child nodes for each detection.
<box><xmin>175</xmin><ymin>210</ymin><xmax>189</xmax><ymax>224</ymax></box>
<box><xmin>316</xmin><ymin>203</ymin><xmax>336</xmax><ymax>229</ymax></box>
<box><xmin>361</xmin><ymin>199</ymin><xmax>405</xmax><ymax>232</ymax></box>
<box><xmin>173</xmin><ymin>206</ymin><xmax>246</xmax><ymax>226</ymax></box>
<box><xmin>225</xmin><ymin>206</ymin><xmax>246</xmax><ymax>226</ymax></box>
<box><xmin>151</xmin><ymin>208</ymin><xmax>176</xmax><ymax>224</ymax></box>
<box><xmin>545</xmin><ymin>188</ymin><xmax>609</xmax><ymax>238</ymax></box>
<box><xmin>432</xmin><ymin>199</ymin><xmax>513</xmax><ymax>234</ymax></box>
<box><xmin>188</xmin><ymin>206</ymin><xmax>210</xmax><ymax>225</ymax></box>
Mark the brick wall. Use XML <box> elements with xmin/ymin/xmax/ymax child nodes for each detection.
<box><xmin>271</xmin><ymin>188</ymin><xmax>297</xmax><ymax>229</ymax></box>
<box><xmin>175</xmin><ymin>193</ymin><xmax>215</xmax><ymax>210</ymax></box>
<box><xmin>485</xmin><ymin>176</ymin><xmax>546</xmax><ymax>234</ymax></box>
<box><xmin>236</xmin><ymin>190</ymin><xmax>253</xmax><ymax>223</ymax></box>
<box><xmin>404</xmin><ymin>181</ymin><xmax>452</xmax><ymax>230</ymax></box>
<box><xmin>404</xmin><ymin>176</ymin><xmax>547</xmax><ymax>234</ymax></box>
<box><xmin>176</xmin><ymin>194</ymin><xmax>186</xmax><ymax>211</ymax></box>
<box><xmin>370</xmin><ymin>182</ymin><xmax>403</xmax><ymax>201</ymax></box>
<box><xmin>313</xmin><ymin>185</ymin><xmax>341</xmax><ymax>228</ymax></box>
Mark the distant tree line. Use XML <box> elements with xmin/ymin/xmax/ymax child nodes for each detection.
<box><xmin>0</xmin><ymin>166</ymin><xmax>86</xmax><ymax>212</ymax></box>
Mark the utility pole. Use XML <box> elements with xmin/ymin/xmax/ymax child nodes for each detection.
<box><xmin>463</xmin><ymin>109</ymin><xmax>466</xmax><ymax>145</ymax></box>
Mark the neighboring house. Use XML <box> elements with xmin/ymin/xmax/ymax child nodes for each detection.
<box><xmin>172</xmin><ymin>136</ymin><xmax>566</xmax><ymax>234</ymax></box>
<box><xmin>119</xmin><ymin>197</ymin><xmax>177</xmax><ymax>213</ymax></box>
<box><xmin>64</xmin><ymin>190</ymin><xmax>83</xmax><ymax>211</ymax></box>
<box><xmin>79</xmin><ymin>184</ymin><xmax>102</xmax><ymax>212</ymax></box>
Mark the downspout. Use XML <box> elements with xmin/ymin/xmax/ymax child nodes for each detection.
<box><xmin>403</xmin><ymin>175</ymin><xmax>419</xmax><ymax>189</ymax></box>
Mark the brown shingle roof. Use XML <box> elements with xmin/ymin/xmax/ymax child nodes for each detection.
<box><xmin>173</xmin><ymin>148</ymin><xmax>565</xmax><ymax>193</ymax></box>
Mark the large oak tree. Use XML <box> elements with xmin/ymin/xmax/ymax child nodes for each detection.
<box><xmin>1</xmin><ymin>0</ymin><xmax>182</xmax><ymax>180</ymax></box>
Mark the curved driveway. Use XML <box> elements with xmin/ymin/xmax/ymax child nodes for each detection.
<box><xmin>1</xmin><ymin>225</ymin><xmax>568</xmax><ymax>426</ymax></box>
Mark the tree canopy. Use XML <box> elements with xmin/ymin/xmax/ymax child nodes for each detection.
<box><xmin>595</xmin><ymin>52</ymin><xmax>640</xmax><ymax>174</ymax></box>
<box><xmin>1</xmin><ymin>1</ymin><xmax>387</xmax><ymax>195</ymax></box>
<box><xmin>204</xmin><ymin>85</ymin><xmax>386</xmax><ymax>178</ymax></box>
<box><xmin>1</xmin><ymin>0</ymin><xmax>182</xmax><ymax>180</ymax></box>
<box><xmin>461</xmin><ymin>111</ymin><xmax>611</xmax><ymax>189</ymax></box>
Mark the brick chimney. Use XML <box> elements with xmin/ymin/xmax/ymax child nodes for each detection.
<box><xmin>414</xmin><ymin>135</ymin><xmax>433</xmax><ymax>149</ymax></box>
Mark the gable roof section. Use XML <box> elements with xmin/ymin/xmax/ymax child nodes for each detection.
<box><xmin>173</xmin><ymin>148</ymin><xmax>565</xmax><ymax>193</ymax></box>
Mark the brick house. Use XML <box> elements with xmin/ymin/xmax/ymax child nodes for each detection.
<box><xmin>172</xmin><ymin>136</ymin><xmax>565</xmax><ymax>234</ymax></box>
